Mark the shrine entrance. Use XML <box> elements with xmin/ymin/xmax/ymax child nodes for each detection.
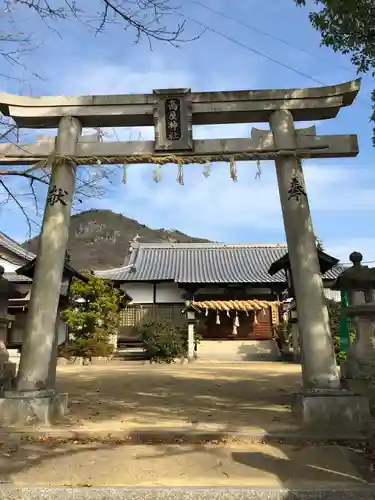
<box><xmin>0</xmin><ymin>79</ymin><xmax>370</xmax><ymax>431</ymax></box>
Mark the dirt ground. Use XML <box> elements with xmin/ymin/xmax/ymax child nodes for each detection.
<box><xmin>0</xmin><ymin>362</ymin><xmax>373</xmax><ymax>487</ymax></box>
<box><xmin>55</xmin><ymin>361</ymin><xmax>302</xmax><ymax>433</ymax></box>
<box><xmin>0</xmin><ymin>438</ymin><xmax>367</xmax><ymax>487</ymax></box>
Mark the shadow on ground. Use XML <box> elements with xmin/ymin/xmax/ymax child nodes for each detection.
<box><xmin>124</xmin><ymin>438</ymin><xmax>373</xmax><ymax>487</ymax></box>
<box><xmin>55</xmin><ymin>363</ymin><xmax>301</xmax><ymax>432</ymax></box>
<box><xmin>0</xmin><ymin>440</ymin><xmax>115</xmax><ymax>484</ymax></box>
<box><xmin>0</xmin><ymin>435</ymin><xmax>372</xmax><ymax>487</ymax></box>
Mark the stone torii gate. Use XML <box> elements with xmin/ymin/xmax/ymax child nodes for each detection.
<box><xmin>0</xmin><ymin>80</ymin><xmax>370</xmax><ymax>430</ymax></box>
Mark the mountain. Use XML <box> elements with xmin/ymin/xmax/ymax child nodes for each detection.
<box><xmin>22</xmin><ymin>209</ymin><xmax>211</xmax><ymax>270</ymax></box>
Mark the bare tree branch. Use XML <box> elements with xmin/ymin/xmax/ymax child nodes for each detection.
<box><xmin>6</xmin><ymin>0</ymin><xmax>202</xmax><ymax>46</ymax></box>
<box><xmin>0</xmin><ymin>169</ymin><xmax>49</xmax><ymax>184</ymax></box>
<box><xmin>0</xmin><ymin>121</ymin><xmax>116</xmax><ymax>237</ymax></box>
<box><xmin>0</xmin><ymin>0</ymin><xmax>201</xmax><ymax>236</ymax></box>
<box><xmin>0</xmin><ymin>178</ymin><xmax>37</xmax><ymax>234</ymax></box>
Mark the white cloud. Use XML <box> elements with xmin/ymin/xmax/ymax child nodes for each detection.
<box><xmin>56</xmin><ymin>61</ymin><xmax>194</xmax><ymax>96</ymax></box>
<box><xmin>92</xmin><ymin>158</ymin><xmax>375</xmax><ymax>246</ymax></box>
<box><xmin>304</xmin><ymin>164</ymin><xmax>375</xmax><ymax>212</ymax></box>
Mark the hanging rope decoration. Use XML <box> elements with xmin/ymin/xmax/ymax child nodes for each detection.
<box><xmin>30</xmin><ymin>147</ymin><xmax>320</xmax><ymax>185</ymax></box>
<box><xmin>229</xmin><ymin>157</ymin><xmax>238</xmax><ymax>182</ymax></box>
<box><xmin>235</xmin><ymin>312</ymin><xmax>240</xmax><ymax>327</ymax></box>
<box><xmin>188</xmin><ymin>299</ymin><xmax>283</xmax><ymax>337</ymax></box>
<box><xmin>255</xmin><ymin>159</ymin><xmax>262</xmax><ymax>179</ymax></box>
<box><xmin>176</xmin><ymin>161</ymin><xmax>184</xmax><ymax>185</ymax></box>
<box><xmin>153</xmin><ymin>164</ymin><xmax>162</xmax><ymax>183</ymax></box>
<box><xmin>232</xmin><ymin>315</ymin><xmax>237</xmax><ymax>335</ymax></box>
<box><xmin>50</xmin><ymin>149</ymin><xmax>310</xmax><ymax>167</ymax></box>
<box><xmin>253</xmin><ymin>311</ymin><xmax>259</xmax><ymax>325</ymax></box>
<box><xmin>230</xmin><ymin>311</ymin><xmax>240</xmax><ymax>335</ymax></box>
<box><xmin>203</xmin><ymin>162</ymin><xmax>211</xmax><ymax>178</ymax></box>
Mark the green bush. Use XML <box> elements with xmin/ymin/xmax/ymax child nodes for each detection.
<box><xmin>58</xmin><ymin>329</ymin><xmax>115</xmax><ymax>359</ymax></box>
<box><xmin>137</xmin><ymin>320</ymin><xmax>188</xmax><ymax>363</ymax></box>
<box><xmin>275</xmin><ymin>298</ymin><xmax>356</xmax><ymax>364</ymax></box>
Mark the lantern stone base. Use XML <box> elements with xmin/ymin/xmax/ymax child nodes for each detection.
<box><xmin>341</xmin><ymin>377</ymin><xmax>375</xmax><ymax>413</ymax></box>
<box><xmin>0</xmin><ymin>389</ymin><xmax>68</xmax><ymax>425</ymax></box>
<box><xmin>292</xmin><ymin>389</ymin><xmax>371</xmax><ymax>435</ymax></box>
<box><xmin>0</xmin><ymin>361</ymin><xmax>17</xmax><ymax>395</ymax></box>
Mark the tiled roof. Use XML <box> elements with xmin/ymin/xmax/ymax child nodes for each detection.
<box><xmin>4</xmin><ymin>272</ymin><xmax>32</xmax><ymax>282</ymax></box>
<box><xmin>16</xmin><ymin>257</ymin><xmax>88</xmax><ymax>283</ymax></box>
<box><xmin>0</xmin><ymin>231</ymin><xmax>35</xmax><ymax>262</ymax></box>
<box><xmin>93</xmin><ymin>242</ymin><xmax>343</xmax><ymax>284</ymax></box>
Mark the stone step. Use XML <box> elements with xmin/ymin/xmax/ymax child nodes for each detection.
<box><xmin>114</xmin><ymin>347</ymin><xmax>149</xmax><ymax>361</ymax></box>
<box><xmin>117</xmin><ymin>341</ymin><xmax>143</xmax><ymax>349</ymax></box>
<box><xmin>0</xmin><ymin>488</ymin><xmax>374</xmax><ymax>500</ymax></box>
<box><xmin>115</xmin><ymin>342</ymin><xmax>148</xmax><ymax>359</ymax></box>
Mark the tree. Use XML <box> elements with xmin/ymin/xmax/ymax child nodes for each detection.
<box><xmin>0</xmin><ymin>1</ymin><xmax>200</xmax><ymax>234</ymax></box>
<box><xmin>294</xmin><ymin>0</ymin><xmax>375</xmax><ymax>141</ymax></box>
<box><xmin>60</xmin><ymin>273</ymin><xmax>121</xmax><ymax>359</ymax></box>
<box><xmin>0</xmin><ymin>142</ymin><xmax>115</xmax><ymax>235</ymax></box>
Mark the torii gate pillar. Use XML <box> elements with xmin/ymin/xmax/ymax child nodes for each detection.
<box><xmin>270</xmin><ymin>109</ymin><xmax>340</xmax><ymax>390</ymax></box>
<box><xmin>270</xmin><ymin>110</ymin><xmax>370</xmax><ymax>432</ymax></box>
<box><xmin>0</xmin><ymin>116</ymin><xmax>81</xmax><ymax>424</ymax></box>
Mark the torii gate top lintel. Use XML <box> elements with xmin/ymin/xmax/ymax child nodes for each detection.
<box><xmin>0</xmin><ymin>78</ymin><xmax>361</xmax><ymax>129</ymax></box>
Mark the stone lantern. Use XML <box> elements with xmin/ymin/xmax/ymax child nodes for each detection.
<box><xmin>181</xmin><ymin>301</ymin><xmax>197</xmax><ymax>363</ymax></box>
<box><xmin>268</xmin><ymin>249</ymin><xmax>340</xmax><ymax>362</ymax></box>
<box><xmin>332</xmin><ymin>252</ymin><xmax>375</xmax><ymax>405</ymax></box>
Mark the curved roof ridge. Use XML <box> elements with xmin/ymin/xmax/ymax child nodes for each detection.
<box><xmin>91</xmin><ymin>242</ymin><xmax>341</xmax><ymax>284</ymax></box>
<box><xmin>95</xmin><ymin>263</ymin><xmax>134</xmax><ymax>273</ymax></box>
<box><xmin>0</xmin><ymin>230</ymin><xmax>36</xmax><ymax>261</ymax></box>
<box><xmin>131</xmin><ymin>242</ymin><xmax>288</xmax><ymax>249</ymax></box>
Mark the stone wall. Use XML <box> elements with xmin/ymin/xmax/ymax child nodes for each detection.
<box><xmin>196</xmin><ymin>339</ymin><xmax>281</xmax><ymax>362</ymax></box>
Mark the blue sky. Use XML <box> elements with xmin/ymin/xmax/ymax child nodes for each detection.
<box><xmin>0</xmin><ymin>0</ymin><xmax>374</xmax><ymax>264</ymax></box>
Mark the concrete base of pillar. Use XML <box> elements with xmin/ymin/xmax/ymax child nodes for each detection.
<box><xmin>292</xmin><ymin>350</ymin><xmax>301</xmax><ymax>363</ymax></box>
<box><xmin>0</xmin><ymin>389</ymin><xmax>68</xmax><ymax>425</ymax></box>
<box><xmin>341</xmin><ymin>377</ymin><xmax>375</xmax><ymax>413</ymax></box>
<box><xmin>0</xmin><ymin>361</ymin><xmax>17</xmax><ymax>395</ymax></box>
<box><xmin>292</xmin><ymin>390</ymin><xmax>371</xmax><ymax>434</ymax></box>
